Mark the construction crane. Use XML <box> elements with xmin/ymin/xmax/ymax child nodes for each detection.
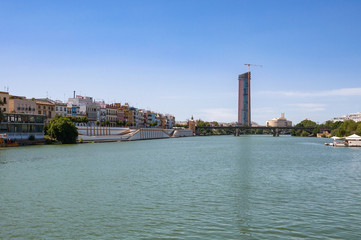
<box><xmin>244</xmin><ymin>64</ymin><xmax>263</xmax><ymax>73</ymax></box>
<box><xmin>244</xmin><ymin>63</ymin><xmax>262</xmax><ymax>90</ymax></box>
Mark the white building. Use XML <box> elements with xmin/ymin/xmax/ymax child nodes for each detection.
<box><xmin>54</xmin><ymin>101</ymin><xmax>67</xmax><ymax>117</ymax></box>
<box><xmin>333</xmin><ymin>112</ymin><xmax>361</xmax><ymax>122</ymax></box>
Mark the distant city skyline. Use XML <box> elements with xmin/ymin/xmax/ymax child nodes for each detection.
<box><xmin>1</xmin><ymin>0</ymin><xmax>361</xmax><ymax>124</ymax></box>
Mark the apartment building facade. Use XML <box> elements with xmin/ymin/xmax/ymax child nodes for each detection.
<box><xmin>0</xmin><ymin>91</ymin><xmax>9</xmax><ymax>113</ymax></box>
<box><xmin>9</xmin><ymin>96</ymin><xmax>37</xmax><ymax>115</ymax></box>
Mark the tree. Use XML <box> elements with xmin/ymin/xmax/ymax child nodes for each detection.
<box><xmin>150</xmin><ymin>122</ymin><xmax>158</xmax><ymax>127</ymax></box>
<box><xmin>116</xmin><ymin>120</ymin><xmax>123</xmax><ymax>127</ymax></box>
<box><xmin>336</xmin><ymin>120</ymin><xmax>358</xmax><ymax>137</ymax></box>
<box><xmin>211</xmin><ymin>121</ymin><xmax>219</xmax><ymax>127</ymax></box>
<box><xmin>296</xmin><ymin>119</ymin><xmax>317</xmax><ymax>128</ymax></box>
<box><xmin>356</xmin><ymin>123</ymin><xmax>361</xmax><ymax>136</ymax></box>
<box><xmin>332</xmin><ymin>121</ymin><xmax>343</xmax><ymax>130</ymax></box>
<box><xmin>301</xmin><ymin>130</ymin><xmax>309</xmax><ymax>137</ymax></box>
<box><xmin>196</xmin><ymin>120</ymin><xmax>212</xmax><ymax>135</ymax></box>
<box><xmin>96</xmin><ymin>120</ymin><xmax>100</xmax><ymax>126</ymax></box>
<box><xmin>47</xmin><ymin>116</ymin><xmax>78</xmax><ymax>144</ymax></box>
<box><xmin>312</xmin><ymin>127</ymin><xmax>320</xmax><ymax>136</ymax></box>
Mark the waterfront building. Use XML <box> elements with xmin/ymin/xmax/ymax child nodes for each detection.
<box><xmin>67</xmin><ymin>104</ymin><xmax>80</xmax><ymax>117</ymax></box>
<box><xmin>54</xmin><ymin>101</ymin><xmax>67</xmax><ymax>117</ymax></box>
<box><xmin>129</xmin><ymin>107</ymin><xmax>138</xmax><ymax>127</ymax></box>
<box><xmin>137</xmin><ymin>110</ymin><xmax>145</xmax><ymax>128</ymax></box>
<box><xmin>188</xmin><ymin>116</ymin><xmax>196</xmax><ymax>133</ymax></box>
<box><xmin>124</xmin><ymin>109</ymin><xmax>133</xmax><ymax>126</ymax></box>
<box><xmin>106</xmin><ymin>104</ymin><xmax>118</xmax><ymax>126</ymax></box>
<box><xmin>117</xmin><ymin>110</ymin><xmax>125</xmax><ymax>122</ymax></box>
<box><xmin>35</xmin><ymin>99</ymin><xmax>55</xmax><ymax>122</ymax></box>
<box><xmin>145</xmin><ymin>111</ymin><xmax>157</xmax><ymax>127</ymax></box>
<box><xmin>8</xmin><ymin>96</ymin><xmax>37</xmax><ymax>115</ymax></box>
<box><xmin>0</xmin><ymin>113</ymin><xmax>45</xmax><ymax>140</ymax></box>
<box><xmin>266</xmin><ymin>113</ymin><xmax>292</xmax><ymax>127</ymax></box>
<box><xmin>113</xmin><ymin>103</ymin><xmax>125</xmax><ymax>123</ymax></box>
<box><xmin>86</xmin><ymin>103</ymin><xmax>100</xmax><ymax>125</ymax></box>
<box><xmin>166</xmin><ymin>114</ymin><xmax>175</xmax><ymax>129</ymax></box>
<box><xmin>68</xmin><ymin>95</ymin><xmax>103</xmax><ymax>125</ymax></box>
<box><xmin>0</xmin><ymin>91</ymin><xmax>9</xmax><ymax>113</ymax></box>
<box><xmin>36</xmin><ymin>98</ymin><xmax>67</xmax><ymax>118</ymax></box>
<box><xmin>157</xmin><ymin>114</ymin><xmax>167</xmax><ymax>129</ymax></box>
<box><xmin>100</xmin><ymin>108</ymin><xmax>106</xmax><ymax>124</ymax></box>
<box><xmin>117</xmin><ymin>103</ymin><xmax>128</xmax><ymax>123</ymax></box>
<box><xmin>332</xmin><ymin>112</ymin><xmax>361</xmax><ymax>122</ymax></box>
<box><xmin>238</xmin><ymin>72</ymin><xmax>251</xmax><ymax>126</ymax></box>
<box><xmin>67</xmin><ymin>95</ymin><xmax>94</xmax><ymax>116</ymax></box>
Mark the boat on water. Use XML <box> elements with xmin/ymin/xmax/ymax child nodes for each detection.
<box><xmin>0</xmin><ymin>134</ymin><xmax>19</xmax><ymax>147</ymax></box>
<box><xmin>326</xmin><ymin>134</ymin><xmax>361</xmax><ymax>147</ymax></box>
<box><xmin>345</xmin><ymin>134</ymin><xmax>361</xmax><ymax>147</ymax></box>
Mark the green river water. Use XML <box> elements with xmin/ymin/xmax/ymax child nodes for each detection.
<box><xmin>1</xmin><ymin>135</ymin><xmax>361</xmax><ymax>239</ymax></box>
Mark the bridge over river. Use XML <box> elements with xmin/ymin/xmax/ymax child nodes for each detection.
<box><xmin>195</xmin><ymin>126</ymin><xmax>331</xmax><ymax>137</ymax></box>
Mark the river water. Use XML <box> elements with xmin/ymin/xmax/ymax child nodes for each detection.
<box><xmin>1</xmin><ymin>135</ymin><xmax>361</xmax><ymax>239</ymax></box>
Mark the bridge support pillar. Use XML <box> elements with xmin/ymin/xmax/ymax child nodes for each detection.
<box><xmin>234</xmin><ymin>128</ymin><xmax>239</xmax><ymax>137</ymax></box>
<box><xmin>273</xmin><ymin>128</ymin><xmax>279</xmax><ymax>137</ymax></box>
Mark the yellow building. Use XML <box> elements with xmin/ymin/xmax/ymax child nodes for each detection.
<box><xmin>266</xmin><ymin>113</ymin><xmax>292</xmax><ymax>127</ymax></box>
<box><xmin>0</xmin><ymin>91</ymin><xmax>9</xmax><ymax>113</ymax></box>
<box><xmin>36</xmin><ymin>100</ymin><xmax>55</xmax><ymax>122</ymax></box>
<box><xmin>9</xmin><ymin>96</ymin><xmax>37</xmax><ymax>115</ymax></box>
<box><xmin>124</xmin><ymin>109</ymin><xmax>133</xmax><ymax>125</ymax></box>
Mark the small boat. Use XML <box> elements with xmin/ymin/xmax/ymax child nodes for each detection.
<box><xmin>345</xmin><ymin>134</ymin><xmax>361</xmax><ymax>147</ymax></box>
<box><xmin>330</xmin><ymin>136</ymin><xmax>346</xmax><ymax>147</ymax></box>
<box><xmin>327</xmin><ymin>135</ymin><xmax>361</xmax><ymax>147</ymax></box>
<box><xmin>0</xmin><ymin>134</ymin><xmax>19</xmax><ymax>147</ymax></box>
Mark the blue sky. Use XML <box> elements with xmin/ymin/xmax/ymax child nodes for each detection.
<box><xmin>1</xmin><ymin>0</ymin><xmax>361</xmax><ymax>124</ymax></box>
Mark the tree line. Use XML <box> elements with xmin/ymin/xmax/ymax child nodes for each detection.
<box><xmin>291</xmin><ymin>119</ymin><xmax>361</xmax><ymax>137</ymax></box>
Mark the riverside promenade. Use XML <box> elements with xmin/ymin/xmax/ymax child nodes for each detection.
<box><xmin>77</xmin><ymin>126</ymin><xmax>194</xmax><ymax>142</ymax></box>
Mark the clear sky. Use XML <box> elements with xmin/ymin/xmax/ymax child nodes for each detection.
<box><xmin>1</xmin><ymin>0</ymin><xmax>361</xmax><ymax>124</ymax></box>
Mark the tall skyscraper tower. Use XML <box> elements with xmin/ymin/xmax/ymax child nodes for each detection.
<box><xmin>238</xmin><ymin>72</ymin><xmax>251</xmax><ymax>126</ymax></box>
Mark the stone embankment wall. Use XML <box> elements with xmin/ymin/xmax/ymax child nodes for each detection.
<box><xmin>77</xmin><ymin>127</ymin><xmax>130</xmax><ymax>136</ymax></box>
<box><xmin>128</xmin><ymin>128</ymin><xmax>172</xmax><ymax>141</ymax></box>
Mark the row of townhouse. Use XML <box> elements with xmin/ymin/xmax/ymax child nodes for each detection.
<box><xmin>0</xmin><ymin>91</ymin><xmax>175</xmax><ymax>129</ymax></box>
<box><xmin>0</xmin><ymin>92</ymin><xmax>67</xmax><ymax>121</ymax></box>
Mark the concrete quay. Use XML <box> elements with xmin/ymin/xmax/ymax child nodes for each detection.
<box><xmin>77</xmin><ymin>127</ymin><xmax>194</xmax><ymax>142</ymax></box>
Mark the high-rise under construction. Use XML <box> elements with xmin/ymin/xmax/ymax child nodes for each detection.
<box><xmin>238</xmin><ymin>72</ymin><xmax>251</xmax><ymax>126</ymax></box>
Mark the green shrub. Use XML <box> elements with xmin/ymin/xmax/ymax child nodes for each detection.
<box><xmin>47</xmin><ymin>116</ymin><xmax>78</xmax><ymax>144</ymax></box>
